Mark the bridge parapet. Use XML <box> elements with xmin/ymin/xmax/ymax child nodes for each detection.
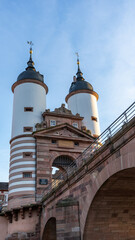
<box><xmin>42</xmin><ymin>102</ymin><xmax>135</xmax><ymax>199</ymax></box>
<box><xmin>42</xmin><ymin>112</ymin><xmax>135</xmax><ymax>205</ymax></box>
<box><xmin>41</xmin><ymin>104</ymin><xmax>135</xmax><ymax>240</ymax></box>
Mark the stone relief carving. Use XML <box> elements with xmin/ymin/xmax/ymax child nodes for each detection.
<box><xmin>35</xmin><ymin>121</ymin><xmax>46</xmax><ymax>131</ymax></box>
<box><xmin>51</xmin><ymin>129</ymin><xmax>80</xmax><ymax>138</ymax></box>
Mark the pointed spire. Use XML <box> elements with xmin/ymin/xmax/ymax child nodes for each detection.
<box><xmin>75</xmin><ymin>52</ymin><xmax>84</xmax><ymax>81</ymax></box>
<box><xmin>26</xmin><ymin>41</ymin><xmax>35</xmax><ymax>71</ymax></box>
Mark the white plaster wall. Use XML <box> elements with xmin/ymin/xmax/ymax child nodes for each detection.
<box><xmin>68</xmin><ymin>93</ymin><xmax>100</xmax><ymax>136</ymax></box>
<box><xmin>10</xmin><ymin>155</ymin><xmax>36</xmax><ymax>163</ymax></box>
<box><xmin>11</xmin><ymin>142</ymin><xmax>35</xmax><ymax>150</ymax></box>
<box><xmin>10</xmin><ymin>167</ymin><xmax>35</xmax><ymax>175</ymax></box>
<box><xmin>9</xmin><ymin>187</ymin><xmax>35</xmax><ymax>194</ymax></box>
<box><xmin>11</xmin><ymin>82</ymin><xmax>46</xmax><ymax>138</ymax></box>
<box><xmin>9</xmin><ymin>136</ymin><xmax>36</xmax><ymax>201</ymax></box>
<box><xmin>9</xmin><ymin>173</ymin><xmax>35</xmax><ymax>181</ymax></box>
<box><xmin>11</xmin><ymin>137</ymin><xmax>34</xmax><ymax>144</ymax></box>
<box><xmin>10</xmin><ymin>148</ymin><xmax>35</xmax><ymax>156</ymax></box>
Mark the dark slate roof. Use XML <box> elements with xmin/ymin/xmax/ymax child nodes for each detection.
<box><xmin>0</xmin><ymin>182</ymin><xmax>8</xmax><ymax>190</ymax></box>
<box><xmin>69</xmin><ymin>63</ymin><xmax>93</xmax><ymax>93</ymax></box>
<box><xmin>17</xmin><ymin>69</ymin><xmax>44</xmax><ymax>82</ymax></box>
<box><xmin>69</xmin><ymin>79</ymin><xmax>93</xmax><ymax>93</ymax></box>
<box><xmin>17</xmin><ymin>50</ymin><xmax>44</xmax><ymax>82</ymax></box>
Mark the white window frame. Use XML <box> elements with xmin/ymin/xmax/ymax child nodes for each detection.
<box><xmin>23</xmin><ymin>172</ymin><xmax>32</xmax><ymax>178</ymax></box>
<box><xmin>50</xmin><ymin>120</ymin><xmax>56</xmax><ymax>127</ymax></box>
<box><xmin>72</xmin><ymin>122</ymin><xmax>78</xmax><ymax>128</ymax></box>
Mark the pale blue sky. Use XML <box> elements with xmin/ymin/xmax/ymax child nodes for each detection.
<box><xmin>0</xmin><ymin>0</ymin><xmax>135</xmax><ymax>181</ymax></box>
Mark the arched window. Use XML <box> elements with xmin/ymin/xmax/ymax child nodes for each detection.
<box><xmin>52</xmin><ymin>155</ymin><xmax>77</xmax><ymax>187</ymax></box>
<box><xmin>52</xmin><ymin>155</ymin><xmax>76</xmax><ymax>170</ymax></box>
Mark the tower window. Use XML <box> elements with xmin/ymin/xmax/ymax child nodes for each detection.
<box><xmin>23</xmin><ymin>152</ymin><xmax>33</xmax><ymax>158</ymax></box>
<box><xmin>50</xmin><ymin>120</ymin><xmax>56</xmax><ymax>127</ymax></box>
<box><xmin>74</xmin><ymin>142</ymin><xmax>79</xmax><ymax>146</ymax></box>
<box><xmin>72</xmin><ymin>122</ymin><xmax>78</xmax><ymax>128</ymax></box>
<box><xmin>23</xmin><ymin>127</ymin><xmax>33</xmax><ymax>132</ymax></box>
<box><xmin>93</xmin><ymin>134</ymin><xmax>99</xmax><ymax>138</ymax></box>
<box><xmin>91</xmin><ymin>116</ymin><xmax>97</xmax><ymax>122</ymax></box>
<box><xmin>24</xmin><ymin>107</ymin><xmax>33</xmax><ymax>112</ymax></box>
<box><xmin>23</xmin><ymin>172</ymin><xmax>32</xmax><ymax>178</ymax></box>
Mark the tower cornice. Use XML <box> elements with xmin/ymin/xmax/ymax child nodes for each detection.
<box><xmin>65</xmin><ymin>89</ymin><xmax>99</xmax><ymax>103</ymax></box>
<box><xmin>11</xmin><ymin>79</ymin><xmax>48</xmax><ymax>94</ymax></box>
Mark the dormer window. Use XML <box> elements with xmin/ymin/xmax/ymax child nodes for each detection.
<box><xmin>72</xmin><ymin>122</ymin><xmax>78</xmax><ymax>128</ymax></box>
<box><xmin>50</xmin><ymin>120</ymin><xmax>56</xmax><ymax>127</ymax></box>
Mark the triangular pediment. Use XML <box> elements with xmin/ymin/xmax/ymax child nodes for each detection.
<box><xmin>33</xmin><ymin>123</ymin><xmax>94</xmax><ymax>141</ymax></box>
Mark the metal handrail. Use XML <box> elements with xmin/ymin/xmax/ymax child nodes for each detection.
<box><xmin>42</xmin><ymin>101</ymin><xmax>135</xmax><ymax>196</ymax></box>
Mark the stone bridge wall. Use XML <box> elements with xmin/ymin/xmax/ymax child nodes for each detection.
<box><xmin>41</xmin><ymin>118</ymin><xmax>135</xmax><ymax>239</ymax></box>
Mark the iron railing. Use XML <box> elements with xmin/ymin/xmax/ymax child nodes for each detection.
<box><xmin>43</xmin><ymin>101</ymin><xmax>135</xmax><ymax>195</ymax></box>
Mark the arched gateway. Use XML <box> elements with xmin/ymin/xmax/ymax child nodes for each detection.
<box><xmin>83</xmin><ymin>168</ymin><xmax>135</xmax><ymax>240</ymax></box>
<box><xmin>53</xmin><ymin>155</ymin><xmax>76</xmax><ymax>170</ymax></box>
<box><xmin>42</xmin><ymin>217</ymin><xmax>56</xmax><ymax>240</ymax></box>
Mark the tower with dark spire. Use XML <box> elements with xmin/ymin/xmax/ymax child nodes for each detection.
<box><xmin>65</xmin><ymin>54</ymin><xmax>100</xmax><ymax>137</ymax></box>
<box><xmin>9</xmin><ymin>43</ymin><xmax>48</xmax><ymax>209</ymax></box>
<box><xmin>76</xmin><ymin>54</ymin><xmax>84</xmax><ymax>80</ymax></box>
<box><xmin>26</xmin><ymin>42</ymin><xmax>35</xmax><ymax>70</ymax></box>
<box><xmin>17</xmin><ymin>42</ymin><xmax>44</xmax><ymax>82</ymax></box>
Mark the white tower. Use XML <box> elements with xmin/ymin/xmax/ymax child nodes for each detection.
<box><xmin>65</xmin><ymin>56</ymin><xmax>100</xmax><ymax>137</ymax></box>
<box><xmin>9</xmin><ymin>44</ymin><xmax>48</xmax><ymax>208</ymax></box>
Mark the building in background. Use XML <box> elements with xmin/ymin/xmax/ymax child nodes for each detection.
<box><xmin>0</xmin><ymin>182</ymin><xmax>8</xmax><ymax>211</ymax></box>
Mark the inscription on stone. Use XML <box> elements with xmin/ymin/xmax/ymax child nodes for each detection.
<box><xmin>58</xmin><ymin>140</ymin><xmax>74</xmax><ymax>148</ymax></box>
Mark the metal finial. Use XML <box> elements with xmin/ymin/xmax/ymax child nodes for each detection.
<box><xmin>75</xmin><ymin>52</ymin><xmax>79</xmax><ymax>58</ymax></box>
<box><xmin>75</xmin><ymin>52</ymin><xmax>84</xmax><ymax>80</ymax></box>
<box><xmin>75</xmin><ymin>52</ymin><xmax>80</xmax><ymax>65</ymax></box>
<box><xmin>26</xmin><ymin>41</ymin><xmax>35</xmax><ymax>69</ymax></box>
<box><xmin>27</xmin><ymin>41</ymin><xmax>34</xmax><ymax>54</ymax></box>
<box><xmin>27</xmin><ymin>41</ymin><xmax>34</xmax><ymax>47</ymax></box>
